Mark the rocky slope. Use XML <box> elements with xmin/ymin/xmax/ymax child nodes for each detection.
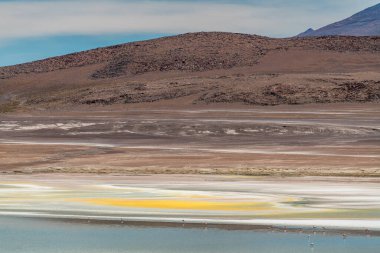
<box><xmin>0</xmin><ymin>32</ymin><xmax>379</xmax><ymax>111</ymax></box>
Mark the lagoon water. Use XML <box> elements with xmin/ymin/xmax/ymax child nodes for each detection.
<box><xmin>0</xmin><ymin>216</ymin><xmax>379</xmax><ymax>253</ymax></box>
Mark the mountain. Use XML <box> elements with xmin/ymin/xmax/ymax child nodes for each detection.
<box><xmin>297</xmin><ymin>28</ymin><xmax>315</xmax><ymax>37</ymax></box>
<box><xmin>298</xmin><ymin>3</ymin><xmax>380</xmax><ymax>37</ymax></box>
<box><xmin>0</xmin><ymin>32</ymin><xmax>379</xmax><ymax>112</ymax></box>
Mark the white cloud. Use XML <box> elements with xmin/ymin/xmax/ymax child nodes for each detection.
<box><xmin>0</xmin><ymin>0</ymin><xmax>377</xmax><ymax>39</ymax></box>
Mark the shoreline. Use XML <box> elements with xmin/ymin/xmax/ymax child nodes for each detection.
<box><xmin>2</xmin><ymin>212</ymin><xmax>380</xmax><ymax>236</ymax></box>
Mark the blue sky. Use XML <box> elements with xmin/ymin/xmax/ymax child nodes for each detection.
<box><xmin>0</xmin><ymin>0</ymin><xmax>378</xmax><ymax>66</ymax></box>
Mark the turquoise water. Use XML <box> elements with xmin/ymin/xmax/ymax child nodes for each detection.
<box><xmin>0</xmin><ymin>217</ymin><xmax>379</xmax><ymax>253</ymax></box>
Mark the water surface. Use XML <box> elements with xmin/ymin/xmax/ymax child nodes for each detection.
<box><xmin>0</xmin><ymin>216</ymin><xmax>379</xmax><ymax>253</ymax></box>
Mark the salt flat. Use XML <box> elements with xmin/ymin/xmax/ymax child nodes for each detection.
<box><xmin>0</xmin><ymin>174</ymin><xmax>380</xmax><ymax>232</ymax></box>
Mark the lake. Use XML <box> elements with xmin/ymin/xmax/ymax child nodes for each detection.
<box><xmin>0</xmin><ymin>216</ymin><xmax>379</xmax><ymax>253</ymax></box>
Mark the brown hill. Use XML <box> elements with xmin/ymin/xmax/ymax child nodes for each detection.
<box><xmin>0</xmin><ymin>32</ymin><xmax>379</xmax><ymax>111</ymax></box>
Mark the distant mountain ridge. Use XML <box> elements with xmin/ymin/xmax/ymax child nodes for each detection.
<box><xmin>298</xmin><ymin>3</ymin><xmax>380</xmax><ymax>37</ymax></box>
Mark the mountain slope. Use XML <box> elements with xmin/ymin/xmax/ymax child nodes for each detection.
<box><xmin>0</xmin><ymin>32</ymin><xmax>379</xmax><ymax>111</ymax></box>
<box><xmin>299</xmin><ymin>3</ymin><xmax>380</xmax><ymax>36</ymax></box>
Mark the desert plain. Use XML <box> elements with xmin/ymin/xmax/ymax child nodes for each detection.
<box><xmin>1</xmin><ymin>103</ymin><xmax>379</xmax><ymax>177</ymax></box>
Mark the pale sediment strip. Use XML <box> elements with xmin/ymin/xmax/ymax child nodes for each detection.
<box><xmin>1</xmin><ymin>139</ymin><xmax>378</xmax><ymax>158</ymax></box>
<box><xmin>0</xmin><ymin>139</ymin><xmax>116</xmax><ymax>148</ymax></box>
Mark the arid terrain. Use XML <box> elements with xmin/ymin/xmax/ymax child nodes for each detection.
<box><xmin>2</xmin><ymin>2</ymin><xmax>380</xmax><ymax>251</ymax></box>
<box><xmin>1</xmin><ymin>103</ymin><xmax>379</xmax><ymax>176</ymax></box>
<box><xmin>0</xmin><ymin>32</ymin><xmax>379</xmax><ymax>176</ymax></box>
<box><xmin>0</xmin><ymin>32</ymin><xmax>379</xmax><ymax>112</ymax></box>
<box><xmin>0</xmin><ymin>27</ymin><xmax>379</xmax><ymax>253</ymax></box>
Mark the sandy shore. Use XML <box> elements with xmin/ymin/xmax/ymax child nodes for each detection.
<box><xmin>3</xmin><ymin>213</ymin><xmax>380</xmax><ymax>236</ymax></box>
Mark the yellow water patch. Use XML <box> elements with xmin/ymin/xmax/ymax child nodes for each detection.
<box><xmin>80</xmin><ymin>198</ymin><xmax>274</xmax><ymax>211</ymax></box>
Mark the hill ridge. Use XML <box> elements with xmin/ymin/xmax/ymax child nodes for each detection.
<box><xmin>0</xmin><ymin>32</ymin><xmax>379</xmax><ymax>110</ymax></box>
<box><xmin>0</xmin><ymin>32</ymin><xmax>379</xmax><ymax>80</ymax></box>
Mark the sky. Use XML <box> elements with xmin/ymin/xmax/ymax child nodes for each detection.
<box><xmin>0</xmin><ymin>0</ymin><xmax>379</xmax><ymax>66</ymax></box>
